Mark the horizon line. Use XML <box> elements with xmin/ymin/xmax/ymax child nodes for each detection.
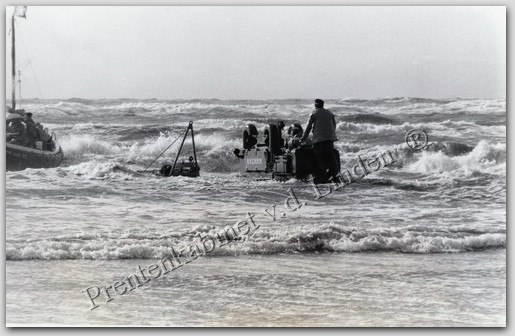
<box><xmin>4</xmin><ymin>96</ymin><xmax>507</xmax><ymax>101</ymax></box>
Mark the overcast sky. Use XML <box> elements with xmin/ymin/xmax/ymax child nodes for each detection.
<box><xmin>5</xmin><ymin>6</ymin><xmax>506</xmax><ymax>100</ymax></box>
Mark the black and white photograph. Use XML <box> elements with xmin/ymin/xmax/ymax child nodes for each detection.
<box><xmin>3</xmin><ymin>4</ymin><xmax>506</xmax><ymax>327</ymax></box>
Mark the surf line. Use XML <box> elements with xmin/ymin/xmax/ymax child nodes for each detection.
<box><xmin>82</xmin><ymin>214</ymin><xmax>260</xmax><ymax>310</ymax></box>
<box><xmin>264</xmin><ymin>149</ymin><xmax>397</xmax><ymax>219</ymax></box>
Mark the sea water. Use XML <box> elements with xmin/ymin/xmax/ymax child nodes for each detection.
<box><xmin>5</xmin><ymin>98</ymin><xmax>506</xmax><ymax>326</ymax></box>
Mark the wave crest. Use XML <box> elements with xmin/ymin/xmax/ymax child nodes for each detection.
<box><xmin>407</xmin><ymin>140</ymin><xmax>505</xmax><ymax>177</ymax></box>
<box><xmin>5</xmin><ymin>223</ymin><xmax>505</xmax><ymax>260</ymax></box>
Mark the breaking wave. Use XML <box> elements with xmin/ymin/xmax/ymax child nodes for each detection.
<box><xmin>336</xmin><ymin>120</ymin><xmax>505</xmax><ymax>138</ymax></box>
<box><xmin>58</xmin><ymin>130</ymin><xmax>241</xmax><ymax>173</ymax></box>
<box><xmin>5</xmin><ymin>223</ymin><xmax>505</xmax><ymax>260</ymax></box>
<box><xmin>406</xmin><ymin>140</ymin><xmax>505</xmax><ymax>178</ymax></box>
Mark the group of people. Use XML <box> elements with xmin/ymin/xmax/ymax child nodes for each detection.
<box><xmin>6</xmin><ymin>111</ymin><xmax>53</xmax><ymax>150</ymax></box>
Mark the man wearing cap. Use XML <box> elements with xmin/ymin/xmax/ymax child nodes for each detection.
<box><xmin>300</xmin><ymin>99</ymin><xmax>339</xmax><ymax>183</ymax></box>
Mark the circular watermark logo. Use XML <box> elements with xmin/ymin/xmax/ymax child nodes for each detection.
<box><xmin>405</xmin><ymin>129</ymin><xmax>428</xmax><ymax>150</ymax></box>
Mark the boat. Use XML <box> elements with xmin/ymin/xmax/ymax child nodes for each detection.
<box><xmin>6</xmin><ymin>6</ymin><xmax>63</xmax><ymax>171</ymax></box>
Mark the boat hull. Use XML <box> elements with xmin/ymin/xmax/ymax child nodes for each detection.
<box><xmin>6</xmin><ymin>143</ymin><xmax>63</xmax><ymax>171</ymax></box>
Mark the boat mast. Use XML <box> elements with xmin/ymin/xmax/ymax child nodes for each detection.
<box><xmin>11</xmin><ymin>14</ymin><xmax>16</xmax><ymax>111</ymax></box>
<box><xmin>18</xmin><ymin>71</ymin><xmax>22</xmax><ymax>110</ymax></box>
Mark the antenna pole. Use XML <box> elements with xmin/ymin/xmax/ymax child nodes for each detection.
<box><xmin>18</xmin><ymin>70</ymin><xmax>22</xmax><ymax>109</ymax></box>
<box><xmin>11</xmin><ymin>15</ymin><xmax>16</xmax><ymax>111</ymax></box>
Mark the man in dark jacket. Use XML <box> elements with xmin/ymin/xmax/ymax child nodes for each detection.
<box><xmin>24</xmin><ymin>112</ymin><xmax>39</xmax><ymax>148</ymax></box>
<box><xmin>300</xmin><ymin>99</ymin><xmax>339</xmax><ymax>183</ymax></box>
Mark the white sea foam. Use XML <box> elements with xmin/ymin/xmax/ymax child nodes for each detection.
<box><xmin>336</xmin><ymin>120</ymin><xmax>505</xmax><ymax>138</ymax></box>
<box><xmin>5</xmin><ymin>222</ymin><xmax>505</xmax><ymax>260</ymax></box>
<box><xmin>407</xmin><ymin>140</ymin><xmax>506</xmax><ymax>178</ymax></box>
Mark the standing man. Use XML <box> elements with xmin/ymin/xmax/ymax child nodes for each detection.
<box><xmin>24</xmin><ymin>112</ymin><xmax>39</xmax><ymax>148</ymax></box>
<box><xmin>300</xmin><ymin>99</ymin><xmax>339</xmax><ymax>183</ymax></box>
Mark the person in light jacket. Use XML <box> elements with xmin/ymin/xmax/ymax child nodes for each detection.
<box><xmin>300</xmin><ymin>99</ymin><xmax>339</xmax><ymax>183</ymax></box>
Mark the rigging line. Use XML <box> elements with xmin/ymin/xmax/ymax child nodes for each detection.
<box><xmin>17</xmin><ymin>21</ymin><xmax>43</xmax><ymax>99</ymax></box>
<box><xmin>8</xmin><ymin>12</ymin><xmax>13</xmax><ymax>35</ymax></box>
<box><xmin>144</xmin><ymin>130</ymin><xmax>186</xmax><ymax>172</ymax></box>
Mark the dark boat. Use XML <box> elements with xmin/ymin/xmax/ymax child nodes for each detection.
<box><xmin>6</xmin><ymin>114</ymin><xmax>63</xmax><ymax>171</ymax></box>
<box><xmin>6</xmin><ymin>142</ymin><xmax>63</xmax><ymax>171</ymax></box>
<box><xmin>6</xmin><ymin>6</ymin><xmax>63</xmax><ymax>171</ymax></box>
